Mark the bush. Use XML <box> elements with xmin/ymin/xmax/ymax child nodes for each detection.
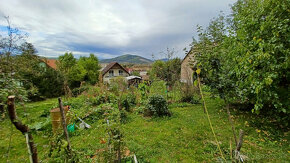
<box><xmin>72</xmin><ymin>85</ymin><xmax>89</xmax><ymax>97</ymax></box>
<box><xmin>90</xmin><ymin>93</ymin><xmax>117</xmax><ymax>106</ymax></box>
<box><xmin>146</xmin><ymin>95</ymin><xmax>171</xmax><ymax>117</ymax></box>
<box><xmin>149</xmin><ymin>80</ymin><xmax>167</xmax><ymax>97</ymax></box>
<box><xmin>109</xmin><ymin>77</ymin><xmax>127</xmax><ymax>95</ymax></box>
<box><xmin>120</xmin><ymin>93</ymin><xmax>136</xmax><ymax>111</ymax></box>
<box><xmin>138</xmin><ymin>81</ymin><xmax>149</xmax><ymax>100</ymax></box>
<box><xmin>179</xmin><ymin>83</ymin><xmax>200</xmax><ymax>104</ymax></box>
<box><xmin>180</xmin><ymin>95</ymin><xmax>200</xmax><ymax>104</ymax></box>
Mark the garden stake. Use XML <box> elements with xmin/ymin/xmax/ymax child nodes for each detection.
<box><xmin>196</xmin><ymin>70</ymin><xmax>226</xmax><ymax>162</ymax></box>
<box><xmin>197</xmin><ymin>74</ymin><xmax>206</xmax><ymax>113</ymax></box>
<box><xmin>7</xmin><ymin>96</ymin><xmax>38</xmax><ymax>163</ymax></box>
<box><xmin>134</xmin><ymin>154</ymin><xmax>138</xmax><ymax>163</ymax></box>
<box><xmin>58</xmin><ymin>97</ymin><xmax>71</xmax><ymax>152</ymax></box>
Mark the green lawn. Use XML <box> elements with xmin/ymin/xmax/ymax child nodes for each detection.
<box><xmin>0</xmin><ymin>96</ymin><xmax>289</xmax><ymax>162</ymax></box>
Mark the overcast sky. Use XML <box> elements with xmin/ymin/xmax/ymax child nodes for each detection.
<box><xmin>0</xmin><ymin>0</ymin><xmax>236</xmax><ymax>60</ymax></box>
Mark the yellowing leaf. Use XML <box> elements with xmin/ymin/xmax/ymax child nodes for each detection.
<box><xmin>265</xmin><ymin>77</ymin><xmax>273</xmax><ymax>85</ymax></box>
<box><xmin>196</xmin><ymin>68</ymin><xmax>201</xmax><ymax>75</ymax></box>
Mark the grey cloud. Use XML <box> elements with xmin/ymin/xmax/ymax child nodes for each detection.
<box><xmin>0</xmin><ymin>0</ymin><xmax>236</xmax><ymax>59</ymax></box>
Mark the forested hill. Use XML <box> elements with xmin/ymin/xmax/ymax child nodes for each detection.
<box><xmin>100</xmin><ymin>54</ymin><xmax>153</xmax><ymax>64</ymax></box>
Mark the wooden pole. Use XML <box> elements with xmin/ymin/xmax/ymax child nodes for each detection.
<box><xmin>197</xmin><ymin>74</ymin><xmax>226</xmax><ymax>162</ymax></box>
<box><xmin>236</xmin><ymin>129</ymin><xmax>244</xmax><ymax>152</ymax></box>
<box><xmin>58</xmin><ymin>97</ymin><xmax>71</xmax><ymax>152</ymax></box>
<box><xmin>7</xmin><ymin>96</ymin><xmax>38</xmax><ymax>163</ymax></box>
<box><xmin>197</xmin><ymin>76</ymin><xmax>206</xmax><ymax>113</ymax></box>
<box><xmin>226</xmin><ymin>104</ymin><xmax>238</xmax><ymax>146</ymax></box>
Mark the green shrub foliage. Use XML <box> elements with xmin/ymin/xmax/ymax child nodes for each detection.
<box><xmin>190</xmin><ymin>0</ymin><xmax>289</xmax><ymax>125</ymax></box>
<box><xmin>149</xmin><ymin>80</ymin><xmax>167</xmax><ymax>97</ymax></box>
<box><xmin>57</xmin><ymin>53</ymin><xmax>101</xmax><ymax>89</ymax></box>
<box><xmin>120</xmin><ymin>93</ymin><xmax>136</xmax><ymax>111</ymax></box>
<box><xmin>146</xmin><ymin>95</ymin><xmax>171</xmax><ymax>117</ymax></box>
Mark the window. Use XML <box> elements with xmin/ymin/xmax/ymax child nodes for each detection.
<box><xmin>119</xmin><ymin>70</ymin><xmax>123</xmax><ymax>76</ymax></box>
<box><xmin>109</xmin><ymin>70</ymin><xmax>114</xmax><ymax>77</ymax></box>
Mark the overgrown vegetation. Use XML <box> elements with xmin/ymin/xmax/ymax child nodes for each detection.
<box><xmin>0</xmin><ymin>84</ymin><xmax>288</xmax><ymax>162</ymax></box>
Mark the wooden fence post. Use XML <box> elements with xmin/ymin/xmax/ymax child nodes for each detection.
<box><xmin>7</xmin><ymin>96</ymin><xmax>38</xmax><ymax>163</ymax></box>
<box><xmin>58</xmin><ymin>97</ymin><xmax>71</xmax><ymax>152</ymax></box>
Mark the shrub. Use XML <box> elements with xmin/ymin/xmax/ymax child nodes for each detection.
<box><xmin>91</xmin><ymin>93</ymin><xmax>117</xmax><ymax>106</ymax></box>
<box><xmin>120</xmin><ymin>93</ymin><xmax>136</xmax><ymax>112</ymax></box>
<box><xmin>135</xmin><ymin>106</ymin><xmax>145</xmax><ymax>115</ymax></box>
<box><xmin>146</xmin><ymin>95</ymin><xmax>171</xmax><ymax>117</ymax></box>
<box><xmin>149</xmin><ymin>80</ymin><xmax>167</xmax><ymax>97</ymax></box>
<box><xmin>180</xmin><ymin>95</ymin><xmax>200</xmax><ymax>104</ymax></box>
<box><xmin>72</xmin><ymin>85</ymin><xmax>89</xmax><ymax>97</ymax></box>
<box><xmin>121</xmin><ymin>96</ymin><xmax>130</xmax><ymax>111</ymax></box>
<box><xmin>179</xmin><ymin>83</ymin><xmax>200</xmax><ymax>104</ymax></box>
<box><xmin>138</xmin><ymin>81</ymin><xmax>149</xmax><ymax>100</ymax></box>
<box><xmin>109</xmin><ymin>77</ymin><xmax>127</xmax><ymax>95</ymax></box>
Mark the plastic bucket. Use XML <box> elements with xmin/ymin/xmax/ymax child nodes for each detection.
<box><xmin>50</xmin><ymin>105</ymin><xmax>70</xmax><ymax>133</ymax></box>
<box><xmin>67</xmin><ymin>123</ymin><xmax>75</xmax><ymax>132</ymax></box>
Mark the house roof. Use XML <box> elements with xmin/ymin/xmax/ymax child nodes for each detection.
<box><xmin>182</xmin><ymin>48</ymin><xmax>193</xmax><ymax>64</ymax></box>
<box><xmin>43</xmin><ymin>59</ymin><xmax>57</xmax><ymax>69</ymax></box>
<box><xmin>101</xmin><ymin>62</ymin><xmax>129</xmax><ymax>76</ymax></box>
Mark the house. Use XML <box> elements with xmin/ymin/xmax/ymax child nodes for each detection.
<box><xmin>129</xmin><ymin>65</ymin><xmax>151</xmax><ymax>81</ymax></box>
<box><xmin>125</xmin><ymin>68</ymin><xmax>133</xmax><ymax>74</ymax></box>
<box><xmin>180</xmin><ymin>49</ymin><xmax>196</xmax><ymax>84</ymax></box>
<box><xmin>101</xmin><ymin>62</ymin><xmax>130</xmax><ymax>83</ymax></box>
<box><xmin>41</xmin><ymin>58</ymin><xmax>57</xmax><ymax>69</ymax></box>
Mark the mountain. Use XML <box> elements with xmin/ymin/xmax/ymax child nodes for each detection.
<box><xmin>100</xmin><ymin>54</ymin><xmax>153</xmax><ymax>64</ymax></box>
<box><xmin>158</xmin><ymin>58</ymin><xmax>169</xmax><ymax>62</ymax></box>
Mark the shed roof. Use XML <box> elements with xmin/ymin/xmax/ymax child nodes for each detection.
<box><xmin>126</xmin><ymin>76</ymin><xmax>142</xmax><ymax>80</ymax></box>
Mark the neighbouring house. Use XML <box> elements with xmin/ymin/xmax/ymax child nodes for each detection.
<box><xmin>130</xmin><ymin>65</ymin><xmax>151</xmax><ymax>81</ymax></box>
<box><xmin>125</xmin><ymin>68</ymin><xmax>133</xmax><ymax>74</ymax></box>
<box><xmin>101</xmin><ymin>62</ymin><xmax>130</xmax><ymax>83</ymax></box>
<box><xmin>180</xmin><ymin>49</ymin><xmax>196</xmax><ymax>84</ymax></box>
<box><xmin>41</xmin><ymin>58</ymin><xmax>57</xmax><ymax>69</ymax></box>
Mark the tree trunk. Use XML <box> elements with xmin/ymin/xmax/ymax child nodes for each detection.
<box><xmin>7</xmin><ymin>96</ymin><xmax>38</xmax><ymax>163</ymax></box>
<box><xmin>226</xmin><ymin>104</ymin><xmax>238</xmax><ymax>146</ymax></box>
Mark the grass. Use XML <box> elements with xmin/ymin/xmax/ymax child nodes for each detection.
<box><xmin>0</xmin><ymin>96</ymin><xmax>289</xmax><ymax>162</ymax></box>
